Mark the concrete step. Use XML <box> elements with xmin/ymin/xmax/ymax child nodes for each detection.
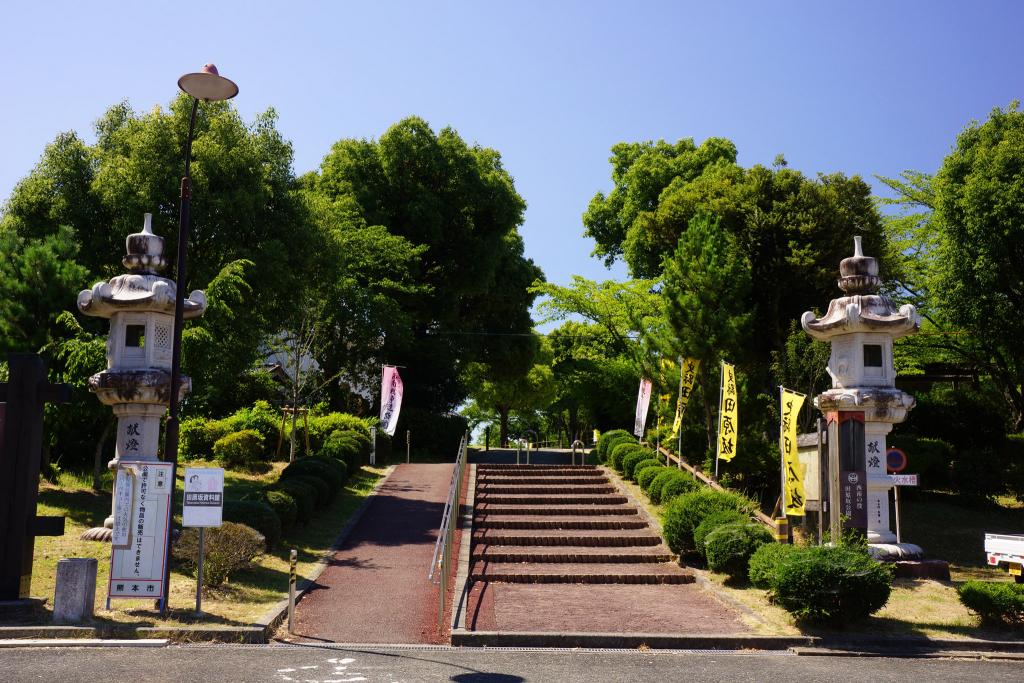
<box><xmin>477</xmin><ymin>485</ymin><xmax>616</xmax><ymax>495</ymax></box>
<box><xmin>474</xmin><ymin>516</ymin><xmax>650</xmax><ymax>530</ymax></box>
<box><xmin>474</xmin><ymin>504</ymin><xmax>639</xmax><ymax>516</ymax></box>
<box><xmin>472</xmin><ymin>546</ymin><xmax>673</xmax><ymax>563</ymax></box>
<box><xmin>474</xmin><ymin>495</ymin><xmax>630</xmax><ymax>505</ymax></box>
<box><xmin>470</xmin><ymin>561</ymin><xmax>694</xmax><ymax>584</ymax></box>
<box><xmin>472</xmin><ymin>529</ymin><xmax>665</xmax><ymax>547</ymax></box>
<box><xmin>478</xmin><ymin>476</ymin><xmax>608</xmax><ymax>485</ymax></box>
<box><xmin>477</xmin><ymin>466</ymin><xmax>599</xmax><ymax>475</ymax></box>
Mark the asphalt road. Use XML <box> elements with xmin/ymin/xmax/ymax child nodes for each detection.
<box><xmin>2</xmin><ymin>644</ymin><xmax>1021</xmax><ymax>683</ymax></box>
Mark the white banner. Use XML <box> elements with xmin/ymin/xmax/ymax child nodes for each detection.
<box><xmin>634</xmin><ymin>377</ymin><xmax>653</xmax><ymax>437</ymax></box>
<box><xmin>380</xmin><ymin>365</ymin><xmax>404</xmax><ymax>437</ymax></box>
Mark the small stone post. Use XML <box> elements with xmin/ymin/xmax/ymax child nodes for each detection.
<box><xmin>53</xmin><ymin>558</ymin><xmax>97</xmax><ymax>624</ymax></box>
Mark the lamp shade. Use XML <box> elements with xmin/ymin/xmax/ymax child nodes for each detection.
<box><xmin>177</xmin><ymin>64</ymin><xmax>238</xmax><ymax>101</ymax></box>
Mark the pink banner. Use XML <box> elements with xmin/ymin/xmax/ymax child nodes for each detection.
<box><xmin>380</xmin><ymin>366</ymin><xmax>404</xmax><ymax>436</ymax></box>
<box><xmin>634</xmin><ymin>377</ymin><xmax>653</xmax><ymax>437</ymax></box>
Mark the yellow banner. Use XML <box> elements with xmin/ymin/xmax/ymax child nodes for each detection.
<box><xmin>780</xmin><ymin>387</ymin><xmax>807</xmax><ymax>516</ymax></box>
<box><xmin>717</xmin><ymin>361</ymin><xmax>738</xmax><ymax>462</ymax></box>
<box><xmin>671</xmin><ymin>358</ymin><xmax>700</xmax><ymax>438</ymax></box>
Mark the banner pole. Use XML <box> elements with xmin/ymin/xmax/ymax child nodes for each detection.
<box><xmin>715</xmin><ymin>361</ymin><xmax>725</xmax><ymax>479</ymax></box>
<box><xmin>779</xmin><ymin>385</ymin><xmax>786</xmax><ymax>521</ymax></box>
<box><xmin>677</xmin><ymin>357</ymin><xmax>684</xmax><ymax>468</ymax></box>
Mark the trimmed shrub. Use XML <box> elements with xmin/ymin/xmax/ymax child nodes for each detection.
<box><xmin>306</xmin><ymin>412</ymin><xmax>371</xmax><ymax>451</ymax></box>
<box><xmin>649</xmin><ymin>469</ymin><xmax>691</xmax><ymax>504</ymax></box>
<box><xmin>224</xmin><ymin>400</ymin><xmax>280</xmax><ymax>456</ymax></box>
<box><xmin>610</xmin><ymin>442</ymin><xmax>644</xmax><ymax>472</ymax></box>
<box><xmin>604</xmin><ymin>434</ymin><xmax>636</xmax><ymax>465</ymax></box>
<box><xmin>322</xmin><ymin>429</ymin><xmax>368</xmax><ymax>475</ymax></box>
<box><xmin>622</xmin><ymin>451</ymin><xmax>657</xmax><ymax>480</ymax></box>
<box><xmin>769</xmin><ymin>546</ymin><xmax>893</xmax><ymax>624</ymax></box>
<box><xmin>282</xmin><ymin>456</ymin><xmax>347</xmax><ymax>491</ymax></box>
<box><xmin>597</xmin><ymin>429</ymin><xmax>631</xmax><ymax>461</ymax></box>
<box><xmin>958</xmin><ymin>581</ymin><xmax>1024</xmax><ymax>627</ymax></box>
<box><xmin>704</xmin><ymin>522</ymin><xmax>774</xmax><ymax>579</ymax></box>
<box><xmin>287</xmin><ymin>474</ymin><xmax>332</xmax><ymax>508</ymax></box>
<box><xmin>221</xmin><ymin>500</ymin><xmax>281</xmax><ymax>551</ymax></box>
<box><xmin>748</xmin><ymin>542</ymin><xmax>800</xmax><ymax>589</ymax></box>
<box><xmin>271</xmin><ymin>479</ymin><xmax>317</xmax><ymax>523</ymax></box>
<box><xmin>693</xmin><ymin>509</ymin><xmax>749</xmax><ymax>559</ymax></box>
<box><xmin>661</xmin><ymin>488</ymin><xmax>758</xmax><ymax>554</ymax></box>
<box><xmin>173</xmin><ymin>521</ymin><xmax>265</xmax><ymax>587</ymax></box>
<box><xmin>637</xmin><ymin>465</ymin><xmax>669</xmax><ymax>493</ymax></box>
<box><xmin>180</xmin><ymin>417</ymin><xmax>231</xmax><ymax>460</ymax></box>
<box><xmin>212</xmin><ymin>429</ymin><xmax>270</xmax><ymax>473</ymax></box>
<box><xmin>659</xmin><ymin>472</ymin><xmax>701</xmax><ymax>503</ymax></box>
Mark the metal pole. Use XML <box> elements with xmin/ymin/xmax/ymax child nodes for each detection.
<box><xmin>778</xmin><ymin>386</ymin><xmax>787</xmax><ymax>525</ymax></box>
<box><xmin>406</xmin><ymin>429</ymin><xmax>410</xmax><ymax>464</ymax></box>
<box><xmin>516</xmin><ymin>439</ymin><xmax>521</xmax><ymax>465</ymax></box>
<box><xmin>894</xmin><ymin>486</ymin><xmax>902</xmax><ymax>544</ymax></box>
<box><xmin>287</xmin><ymin>548</ymin><xmax>297</xmax><ymax>633</ymax></box>
<box><xmin>817</xmin><ymin>418</ymin><xmax>825</xmax><ymax>545</ymax></box>
<box><xmin>370</xmin><ymin>426</ymin><xmax>377</xmax><ymax>465</ymax></box>
<box><xmin>715</xmin><ymin>361</ymin><xmax>724</xmax><ymax>479</ymax></box>
<box><xmin>161</xmin><ymin>96</ymin><xmax>199</xmax><ymax>618</ymax></box>
<box><xmin>195</xmin><ymin>527</ymin><xmax>204</xmax><ymax>614</ymax></box>
<box><xmin>677</xmin><ymin>357</ymin><xmax>684</xmax><ymax>468</ymax></box>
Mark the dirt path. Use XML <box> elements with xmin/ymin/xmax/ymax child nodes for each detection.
<box><xmin>290</xmin><ymin>463</ymin><xmax>453</xmax><ymax>643</ymax></box>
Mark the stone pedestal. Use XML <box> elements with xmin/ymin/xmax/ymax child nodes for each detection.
<box><xmin>53</xmin><ymin>558</ymin><xmax>97</xmax><ymax>624</ymax></box>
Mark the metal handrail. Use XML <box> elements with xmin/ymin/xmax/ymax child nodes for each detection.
<box><xmin>429</xmin><ymin>433</ymin><xmax>468</xmax><ymax>581</ymax></box>
<box><xmin>570</xmin><ymin>440</ymin><xmax>585</xmax><ymax>466</ymax></box>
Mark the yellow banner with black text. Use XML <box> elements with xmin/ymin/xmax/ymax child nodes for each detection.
<box><xmin>779</xmin><ymin>387</ymin><xmax>807</xmax><ymax>516</ymax></box>
<box><xmin>717</xmin><ymin>361</ymin><xmax>738</xmax><ymax>462</ymax></box>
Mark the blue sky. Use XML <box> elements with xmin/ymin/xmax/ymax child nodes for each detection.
<box><xmin>1</xmin><ymin>1</ymin><xmax>1021</xmax><ymax>292</ymax></box>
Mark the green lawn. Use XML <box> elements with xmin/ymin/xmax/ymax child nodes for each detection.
<box><xmin>19</xmin><ymin>461</ymin><xmax>384</xmax><ymax>628</ymax></box>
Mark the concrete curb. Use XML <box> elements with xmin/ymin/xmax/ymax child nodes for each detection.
<box><xmin>451</xmin><ymin>463</ymin><xmax>476</xmax><ymax>633</ymax></box>
<box><xmin>257</xmin><ymin>465</ymin><xmax>396</xmax><ymax>639</ymax></box>
<box><xmin>451</xmin><ymin>630</ymin><xmax>814</xmax><ymax>650</ymax></box>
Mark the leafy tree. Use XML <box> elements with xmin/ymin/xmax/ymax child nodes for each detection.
<box><xmin>880</xmin><ymin>103</ymin><xmax>1024</xmax><ymax>429</ymax></box>
<box><xmin>305</xmin><ymin>117</ymin><xmax>542</xmax><ymax>420</ymax></box>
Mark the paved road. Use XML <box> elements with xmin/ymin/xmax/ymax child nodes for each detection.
<box><xmin>291</xmin><ymin>464</ymin><xmax>453</xmax><ymax>644</ymax></box>
<box><xmin>2</xmin><ymin>644</ymin><xmax>1021</xmax><ymax>682</ymax></box>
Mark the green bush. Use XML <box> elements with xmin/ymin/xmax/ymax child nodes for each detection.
<box><xmin>221</xmin><ymin>500</ymin><xmax>281</xmax><ymax>551</ymax></box>
<box><xmin>282</xmin><ymin>456</ymin><xmax>347</xmax><ymax>491</ymax></box>
<box><xmin>649</xmin><ymin>469</ymin><xmax>692</xmax><ymax>504</ymax></box>
<box><xmin>769</xmin><ymin>546</ymin><xmax>893</xmax><ymax>624</ymax></box>
<box><xmin>704</xmin><ymin>522</ymin><xmax>774</xmax><ymax>579</ymax></box>
<box><xmin>628</xmin><ymin>458</ymin><xmax>660</xmax><ymax>483</ymax></box>
<box><xmin>660</xmin><ymin>472</ymin><xmax>701</xmax><ymax>503</ymax></box>
<box><xmin>244</xmin><ymin>489</ymin><xmax>298</xmax><ymax>532</ymax></box>
<box><xmin>212</xmin><ymin>429</ymin><xmax>270</xmax><ymax>473</ymax></box>
<box><xmin>637</xmin><ymin>465</ymin><xmax>669</xmax><ymax>492</ymax></box>
<box><xmin>271</xmin><ymin>479</ymin><xmax>317</xmax><ymax>523</ymax></box>
<box><xmin>224</xmin><ymin>400</ymin><xmax>280</xmax><ymax>457</ymax></box>
<box><xmin>322</xmin><ymin>429</ymin><xmax>367</xmax><ymax>475</ymax></box>
<box><xmin>622</xmin><ymin>451</ymin><xmax>657</xmax><ymax>480</ymax></box>
<box><xmin>597</xmin><ymin>429</ymin><xmax>631</xmax><ymax>461</ymax></box>
<box><xmin>287</xmin><ymin>474</ymin><xmax>332</xmax><ymax>508</ymax></box>
<box><xmin>180</xmin><ymin>417</ymin><xmax>231</xmax><ymax>460</ymax></box>
<box><xmin>748</xmin><ymin>542</ymin><xmax>800</xmax><ymax>589</ymax></box>
<box><xmin>957</xmin><ymin>581</ymin><xmax>1024</xmax><ymax>627</ymax></box>
<box><xmin>693</xmin><ymin>509</ymin><xmax>749</xmax><ymax>559</ymax></box>
<box><xmin>610</xmin><ymin>442</ymin><xmax>644</xmax><ymax>472</ymax></box>
<box><xmin>173</xmin><ymin>521</ymin><xmax>265</xmax><ymax>587</ymax></box>
<box><xmin>661</xmin><ymin>488</ymin><xmax>758</xmax><ymax>554</ymax></box>
<box><xmin>306</xmin><ymin>412</ymin><xmax>371</xmax><ymax>451</ymax></box>
<box><xmin>604</xmin><ymin>434</ymin><xmax>636</xmax><ymax>465</ymax></box>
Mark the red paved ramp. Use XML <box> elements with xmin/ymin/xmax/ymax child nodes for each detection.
<box><xmin>291</xmin><ymin>463</ymin><xmax>453</xmax><ymax>643</ymax></box>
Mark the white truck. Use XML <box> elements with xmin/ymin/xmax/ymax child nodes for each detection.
<box><xmin>985</xmin><ymin>533</ymin><xmax>1024</xmax><ymax>583</ymax></box>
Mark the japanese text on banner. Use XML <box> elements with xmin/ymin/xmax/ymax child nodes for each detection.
<box><xmin>780</xmin><ymin>387</ymin><xmax>807</xmax><ymax>516</ymax></box>
<box><xmin>380</xmin><ymin>365</ymin><xmax>404</xmax><ymax>436</ymax></box>
<box><xmin>717</xmin><ymin>361</ymin><xmax>738</xmax><ymax>462</ymax></box>
<box><xmin>672</xmin><ymin>358</ymin><xmax>700</xmax><ymax>438</ymax></box>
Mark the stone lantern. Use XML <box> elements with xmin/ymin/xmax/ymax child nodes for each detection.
<box><xmin>78</xmin><ymin>214</ymin><xmax>206</xmax><ymax>541</ymax></box>
<box><xmin>801</xmin><ymin>236</ymin><xmax>921</xmax><ymax>558</ymax></box>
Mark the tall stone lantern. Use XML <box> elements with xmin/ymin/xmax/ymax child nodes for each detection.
<box><xmin>801</xmin><ymin>236</ymin><xmax>921</xmax><ymax>558</ymax></box>
<box><xmin>79</xmin><ymin>214</ymin><xmax>207</xmax><ymax>541</ymax></box>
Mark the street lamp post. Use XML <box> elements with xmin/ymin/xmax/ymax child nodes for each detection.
<box><xmin>161</xmin><ymin>64</ymin><xmax>238</xmax><ymax>617</ymax></box>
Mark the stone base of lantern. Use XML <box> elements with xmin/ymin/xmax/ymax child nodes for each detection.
<box><xmin>80</xmin><ymin>522</ymin><xmax>114</xmax><ymax>542</ymax></box>
<box><xmin>868</xmin><ymin>542</ymin><xmax>924</xmax><ymax>561</ymax></box>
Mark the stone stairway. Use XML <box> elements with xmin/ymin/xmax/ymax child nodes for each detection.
<box><xmin>471</xmin><ymin>464</ymin><xmax>694</xmax><ymax>585</ymax></box>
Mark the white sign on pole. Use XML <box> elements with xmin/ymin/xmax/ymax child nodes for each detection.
<box><xmin>108</xmin><ymin>461</ymin><xmax>173</xmax><ymax>603</ymax></box>
<box><xmin>183</xmin><ymin>467</ymin><xmax>225</xmax><ymax>528</ymax></box>
<box><xmin>888</xmin><ymin>473</ymin><xmax>919</xmax><ymax>487</ymax></box>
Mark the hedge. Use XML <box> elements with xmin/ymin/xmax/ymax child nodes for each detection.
<box><xmin>704</xmin><ymin>522</ymin><xmax>774</xmax><ymax>580</ymax></box>
<box><xmin>693</xmin><ymin>509</ymin><xmax>749</xmax><ymax>559</ymax></box>
<box><xmin>603</xmin><ymin>434</ymin><xmax>636</xmax><ymax>465</ymax></box>
<box><xmin>597</xmin><ymin>429</ymin><xmax>631</xmax><ymax>461</ymax></box>
<box><xmin>768</xmin><ymin>545</ymin><xmax>893</xmax><ymax>624</ymax></box>
<box><xmin>212</xmin><ymin>429</ymin><xmax>271</xmax><ymax>473</ymax></box>
<box><xmin>270</xmin><ymin>478</ymin><xmax>317</xmax><ymax>523</ymax></box>
<box><xmin>222</xmin><ymin>499</ymin><xmax>282</xmax><ymax>550</ymax></box>
<box><xmin>637</xmin><ymin>465</ymin><xmax>670</xmax><ymax>493</ymax></box>
<box><xmin>622</xmin><ymin>451</ymin><xmax>657</xmax><ymax>480</ymax></box>
<box><xmin>649</xmin><ymin>469</ymin><xmax>692</xmax><ymax>504</ymax></box>
<box><xmin>659</xmin><ymin>473</ymin><xmax>701</xmax><ymax>504</ymax></box>
<box><xmin>610</xmin><ymin>443</ymin><xmax>645</xmax><ymax>472</ymax></box>
<box><xmin>958</xmin><ymin>581</ymin><xmax>1024</xmax><ymax>627</ymax></box>
<box><xmin>322</xmin><ymin>429</ymin><xmax>367</xmax><ymax>475</ymax></box>
<box><xmin>282</xmin><ymin>456</ymin><xmax>347</xmax><ymax>491</ymax></box>
<box><xmin>661</xmin><ymin>488</ymin><xmax>758</xmax><ymax>554</ymax></box>
<box><xmin>748</xmin><ymin>542</ymin><xmax>800</xmax><ymax>589</ymax></box>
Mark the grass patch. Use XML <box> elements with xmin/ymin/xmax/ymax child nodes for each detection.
<box><xmin>20</xmin><ymin>463</ymin><xmax>384</xmax><ymax>628</ymax></box>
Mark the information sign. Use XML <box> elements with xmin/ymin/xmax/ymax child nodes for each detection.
<box><xmin>107</xmin><ymin>461</ymin><xmax>172</xmax><ymax>604</ymax></box>
<box><xmin>111</xmin><ymin>468</ymin><xmax>134</xmax><ymax>548</ymax></box>
<box><xmin>888</xmin><ymin>473</ymin><xmax>919</xmax><ymax>486</ymax></box>
<box><xmin>183</xmin><ymin>467</ymin><xmax>224</xmax><ymax>528</ymax></box>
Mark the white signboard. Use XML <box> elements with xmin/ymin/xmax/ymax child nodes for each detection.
<box><xmin>108</xmin><ymin>461</ymin><xmax>173</xmax><ymax>602</ymax></box>
<box><xmin>888</xmin><ymin>473</ymin><xmax>919</xmax><ymax>487</ymax></box>
<box><xmin>183</xmin><ymin>467</ymin><xmax>225</xmax><ymax>528</ymax></box>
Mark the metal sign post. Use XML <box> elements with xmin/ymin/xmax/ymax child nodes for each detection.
<box><xmin>182</xmin><ymin>467</ymin><xmax>224</xmax><ymax>615</ymax></box>
<box><xmin>369</xmin><ymin>426</ymin><xmax>377</xmax><ymax>465</ymax></box>
<box><xmin>287</xmin><ymin>549</ymin><xmax>297</xmax><ymax>633</ymax></box>
<box><xmin>406</xmin><ymin>429</ymin><xmax>411</xmax><ymax>464</ymax></box>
